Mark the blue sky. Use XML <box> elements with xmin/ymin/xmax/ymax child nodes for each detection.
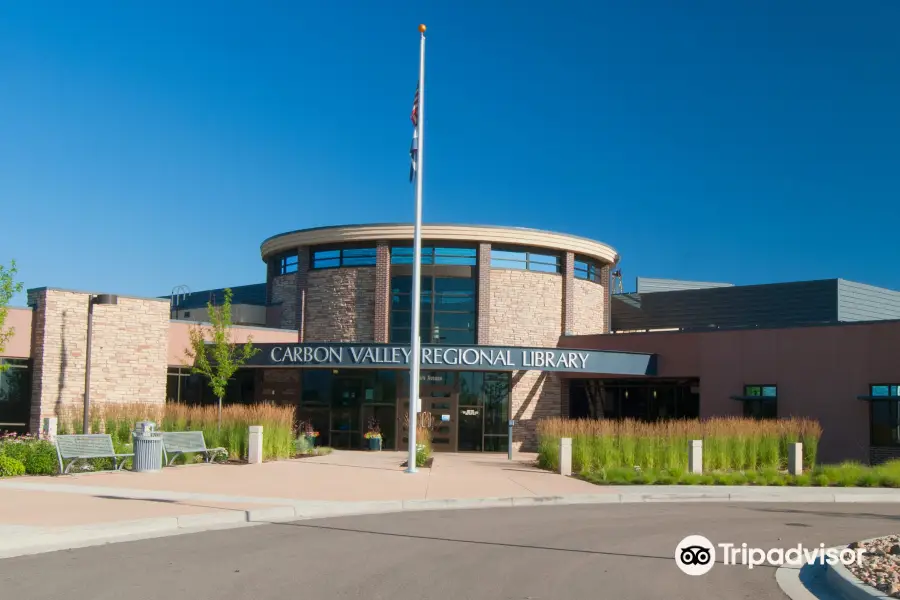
<box><xmin>2</xmin><ymin>1</ymin><xmax>899</xmax><ymax>306</ymax></box>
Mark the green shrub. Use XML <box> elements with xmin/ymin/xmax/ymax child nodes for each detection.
<box><xmin>0</xmin><ymin>455</ymin><xmax>26</xmax><ymax>477</ymax></box>
<box><xmin>24</xmin><ymin>441</ymin><xmax>58</xmax><ymax>475</ymax></box>
<box><xmin>1</xmin><ymin>441</ymin><xmax>28</xmax><ymax>462</ymax></box>
<box><xmin>813</xmin><ymin>473</ymin><xmax>830</xmax><ymax>486</ymax></box>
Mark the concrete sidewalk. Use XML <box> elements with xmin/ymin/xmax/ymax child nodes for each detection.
<box><xmin>3</xmin><ymin>450</ymin><xmax>900</xmax><ymax>559</ymax></box>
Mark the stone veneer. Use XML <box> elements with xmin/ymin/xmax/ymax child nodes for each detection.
<box><xmin>304</xmin><ymin>268</ymin><xmax>377</xmax><ymax>342</ymax></box>
<box><xmin>571</xmin><ymin>279</ymin><xmax>605</xmax><ymax>335</ymax></box>
<box><xmin>270</xmin><ymin>273</ymin><xmax>298</xmax><ymax>330</ymax></box>
<box><xmin>26</xmin><ymin>289</ymin><xmax>169</xmax><ymax>432</ymax></box>
<box><xmin>489</xmin><ymin>269</ymin><xmax>565</xmax><ymax>450</ymax></box>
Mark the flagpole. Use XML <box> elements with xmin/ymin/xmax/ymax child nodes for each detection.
<box><xmin>406</xmin><ymin>23</ymin><xmax>426</xmax><ymax>474</ymax></box>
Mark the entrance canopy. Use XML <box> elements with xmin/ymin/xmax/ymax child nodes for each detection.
<box><xmin>242</xmin><ymin>342</ymin><xmax>657</xmax><ymax>376</ymax></box>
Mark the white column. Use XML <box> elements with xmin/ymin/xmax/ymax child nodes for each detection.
<box><xmin>559</xmin><ymin>437</ymin><xmax>573</xmax><ymax>476</ymax></box>
<box><xmin>689</xmin><ymin>440</ymin><xmax>703</xmax><ymax>474</ymax></box>
<box><xmin>248</xmin><ymin>426</ymin><xmax>263</xmax><ymax>464</ymax></box>
<box><xmin>788</xmin><ymin>442</ymin><xmax>803</xmax><ymax>475</ymax></box>
<box><xmin>42</xmin><ymin>417</ymin><xmax>58</xmax><ymax>443</ymax></box>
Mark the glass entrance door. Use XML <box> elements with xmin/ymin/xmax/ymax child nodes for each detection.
<box><xmin>424</xmin><ymin>386</ymin><xmax>457</xmax><ymax>452</ymax></box>
<box><xmin>398</xmin><ymin>371</ymin><xmax>459</xmax><ymax>452</ymax></box>
<box><xmin>330</xmin><ymin>377</ymin><xmax>362</xmax><ymax>449</ymax></box>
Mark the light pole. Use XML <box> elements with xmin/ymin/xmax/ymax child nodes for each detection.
<box><xmin>83</xmin><ymin>294</ymin><xmax>118</xmax><ymax>434</ymax></box>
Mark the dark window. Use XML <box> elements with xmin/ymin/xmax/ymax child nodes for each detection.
<box><xmin>743</xmin><ymin>384</ymin><xmax>777</xmax><ymax>419</ymax></box>
<box><xmin>390</xmin><ymin>246</ymin><xmax>477</xmax><ymax>266</ymax></box>
<box><xmin>870</xmin><ymin>384</ymin><xmax>900</xmax><ymax>447</ymax></box>
<box><xmin>574</xmin><ymin>256</ymin><xmax>601</xmax><ymax>282</ymax></box>
<box><xmin>275</xmin><ymin>252</ymin><xmax>298</xmax><ymax>275</ymax></box>
<box><xmin>0</xmin><ymin>359</ymin><xmax>31</xmax><ymax>431</ymax></box>
<box><xmin>166</xmin><ymin>367</ymin><xmax>255</xmax><ymax>406</ymax></box>
<box><xmin>311</xmin><ymin>246</ymin><xmax>376</xmax><ymax>269</ymax></box>
<box><xmin>390</xmin><ymin>274</ymin><xmax>476</xmax><ymax>344</ymax></box>
<box><xmin>491</xmin><ymin>246</ymin><xmax>561</xmax><ymax>274</ymax></box>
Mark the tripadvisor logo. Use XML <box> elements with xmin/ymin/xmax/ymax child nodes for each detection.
<box><xmin>675</xmin><ymin>535</ymin><xmax>864</xmax><ymax>575</ymax></box>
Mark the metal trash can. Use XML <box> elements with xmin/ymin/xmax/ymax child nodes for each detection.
<box><xmin>132</xmin><ymin>421</ymin><xmax>163</xmax><ymax>473</ymax></box>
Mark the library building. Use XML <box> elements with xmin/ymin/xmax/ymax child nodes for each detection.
<box><xmin>2</xmin><ymin>223</ymin><xmax>900</xmax><ymax>464</ymax></box>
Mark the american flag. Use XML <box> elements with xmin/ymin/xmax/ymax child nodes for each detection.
<box><xmin>409</xmin><ymin>84</ymin><xmax>419</xmax><ymax>182</ymax></box>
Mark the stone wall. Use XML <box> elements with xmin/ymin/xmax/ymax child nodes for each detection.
<box><xmin>27</xmin><ymin>289</ymin><xmax>169</xmax><ymax>432</ymax></box>
<box><xmin>488</xmin><ymin>270</ymin><xmax>563</xmax><ymax>347</ymax></box>
<box><xmin>269</xmin><ymin>273</ymin><xmax>298</xmax><ymax>330</ymax></box>
<box><xmin>572</xmin><ymin>279</ymin><xmax>605</xmax><ymax>335</ymax></box>
<box><xmin>510</xmin><ymin>370</ymin><xmax>562</xmax><ymax>451</ymax></box>
<box><xmin>304</xmin><ymin>268</ymin><xmax>377</xmax><ymax>342</ymax></box>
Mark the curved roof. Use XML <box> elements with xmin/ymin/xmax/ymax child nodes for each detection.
<box><xmin>260</xmin><ymin>223</ymin><xmax>619</xmax><ymax>265</ymax></box>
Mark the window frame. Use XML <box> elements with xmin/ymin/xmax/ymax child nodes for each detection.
<box><xmin>310</xmin><ymin>245</ymin><xmax>378</xmax><ymax>270</ymax></box>
<box><xmin>742</xmin><ymin>384</ymin><xmax>777</xmax><ymax>419</ymax></box>
<box><xmin>574</xmin><ymin>255</ymin><xmax>602</xmax><ymax>283</ymax></box>
<box><xmin>389</xmin><ymin>244</ymin><xmax>477</xmax><ymax>267</ymax></box>
<box><xmin>275</xmin><ymin>252</ymin><xmax>299</xmax><ymax>275</ymax></box>
<box><xmin>490</xmin><ymin>245</ymin><xmax>561</xmax><ymax>274</ymax></box>
<box><xmin>869</xmin><ymin>383</ymin><xmax>900</xmax><ymax>447</ymax></box>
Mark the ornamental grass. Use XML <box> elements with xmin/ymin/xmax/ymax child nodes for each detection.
<box><xmin>56</xmin><ymin>402</ymin><xmax>294</xmax><ymax>461</ymax></box>
<box><xmin>537</xmin><ymin>416</ymin><xmax>822</xmax><ymax>474</ymax></box>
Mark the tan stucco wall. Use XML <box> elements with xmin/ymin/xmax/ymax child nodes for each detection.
<box><xmin>1</xmin><ymin>307</ymin><xmax>32</xmax><ymax>358</ymax></box>
<box><xmin>167</xmin><ymin>321</ymin><xmax>298</xmax><ymax>366</ymax></box>
<box><xmin>27</xmin><ymin>289</ymin><xmax>169</xmax><ymax>431</ymax></box>
<box><xmin>304</xmin><ymin>268</ymin><xmax>376</xmax><ymax>342</ymax></box>
<box><xmin>488</xmin><ymin>270</ymin><xmax>563</xmax><ymax>347</ymax></box>
<box><xmin>571</xmin><ymin>279</ymin><xmax>605</xmax><ymax>335</ymax></box>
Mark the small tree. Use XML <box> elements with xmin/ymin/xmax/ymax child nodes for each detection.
<box><xmin>184</xmin><ymin>288</ymin><xmax>260</xmax><ymax>429</ymax></box>
<box><xmin>0</xmin><ymin>260</ymin><xmax>24</xmax><ymax>373</ymax></box>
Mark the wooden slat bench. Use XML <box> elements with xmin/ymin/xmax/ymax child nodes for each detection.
<box><xmin>161</xmin><ymin>431</ymin><xmax>227</xmax><ymax>466</ymax></box>
<box><xmin>56</xmin><ymin>434</ymin><xmax>134</xmax><ymax>474</ymax></box>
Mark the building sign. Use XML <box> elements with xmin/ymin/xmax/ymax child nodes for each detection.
<box><xmin>243</xmin><ymin>343</ymin><xmax>657</xmax><ymax>376</ymax></box>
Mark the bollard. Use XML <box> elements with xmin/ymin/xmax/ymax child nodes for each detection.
<box><xmin>559</xmin><ymin>437</ymin><xmax>573</xmax><ymax>476</ymax></box>
<box><xmin>788</xmin><ymin>442</ymin><xmax>803</xmax><ymax>475</ymax></box>
<box><xmin>42</xmin><ymin>417</ymin><xmax>58</xmax><ymax>443</ymax></box>
<box><xmin>508</xmin><ymin>420</ymin><xmax>515</xmax><ymax>460</ymax></box>
<box><xmin>689</xmin><ymin>440</ymin><xmax>703</xmax><ymax>474</ymax></box>
<box><xmin>248</xmin><ymin>425</ymin><xmax>263</xmax><ymax>464</ymax></box>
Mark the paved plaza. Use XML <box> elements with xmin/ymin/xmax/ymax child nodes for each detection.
<box><xmin>4</xmin><ymin>450</ymin><xmax>900</xmax><ymax>561</ymax></box>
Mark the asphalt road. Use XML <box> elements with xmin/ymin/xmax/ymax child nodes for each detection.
<box><xmin>2</xmin><ymin>503</ymin><xmax>900</xmax><ymax>599</ymax></box>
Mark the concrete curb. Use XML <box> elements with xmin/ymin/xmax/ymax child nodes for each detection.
<box><xmin>5</xmin><ymin>488</ymin><xmax>900</xmax><ymax>560</ymax></box>
<box><xmin>823</xmin><ymin>537</ymin><xmax>892</xmax><ymax>600</ymax></box>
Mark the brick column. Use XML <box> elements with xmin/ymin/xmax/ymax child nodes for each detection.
<box><xmin>602</xmin><ymin>264</ymin><xmax>611</xmax><ymax>333</ymax></box>
<box><xmin>477</xmin><ymin>243</ymin><xmax>491</xmax><ymax>345</ymax></box>
<box><xmin>374</xmin><ymin>241</ymin><xmax>391</xmax><ymax>343</ymax></box>
<box><xmin>562</xmin><ymin>252</ymin><xmax>575</xmax><ymax>335</ymax></box>
<box><xmin>296</xmin><ymin>247</ymin><xmax>309</xmax><ymax>341</ymax></box>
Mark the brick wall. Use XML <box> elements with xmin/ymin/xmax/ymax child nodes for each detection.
<box><xmin>270</xmin><ymin>273</ymin><xmax>298</xmax><ymax>330</ymax></box>
<box><xmin>27</xmin><ymin>289</ymin><xmax>169</xmax><ymax>432</ymax></box>
<box><xmin>477</xmin><ymin>243</ymin><xmax>491</xmax><ymax>344</ymax></box>
<box><xmin>374</xmin><ymin>242</ymin><xmax>391</xmax><ymax>343</ymax></box>
<box><xmin>304</xmin><ymin>268</ymin><xmax>377</xmax><ymax>342</ymax></box>
<box><xmin>510</xmin><ymin>370</ymin><xmax>562</xmax><ymax>451</ymax></box>
<box><xmin>562</xmin><ymin>252</ymin><xmax>575</xmax><ymax>335</ymax></box>
<box><xmin>488</xmin><ymin>270</ymin><xmax>563</xmax><ymax>347</ymax></box>
<box><xmin>572</xmin><ymin>279</ymin><xmax>605</xmax><ymax>335</ymax></box>
<box><xmin>296</xmin><ymin>247</ymin><xmax>309</xmax><ymax>340</ymax></box>
<box><xmin>602</xmin><ymin>264</ymin><xmax>611</xmax><ymax>333</ymax></box>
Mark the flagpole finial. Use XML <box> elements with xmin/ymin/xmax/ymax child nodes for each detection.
<box><xmin>418</xmin><ymin>24</ymin><xmax>426</xmax><ymax>33</ymax></box>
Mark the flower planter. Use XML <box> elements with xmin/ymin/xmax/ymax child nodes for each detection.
<box><xmin>305</xmin><ymin>435</ymin><xmax>317</xmax><ymax>448</ymax></box>
<box><xmin>368</xmin><ymin>437</ymin><xmax>382</xmax><ymax>451</ymax></box>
